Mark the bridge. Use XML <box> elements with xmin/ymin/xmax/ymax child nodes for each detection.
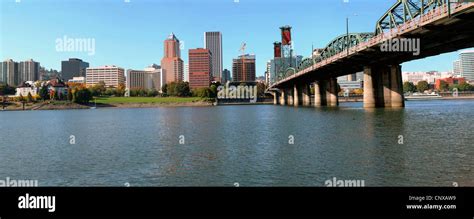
<box><xmin>268</xmin><ymin>0</ymin><xmax>474</xmax><ymax>108</ymax></box>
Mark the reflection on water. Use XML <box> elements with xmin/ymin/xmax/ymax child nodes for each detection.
<box><xmin>0</xmin><ymin>100</ymin><xmax>473</xmax><ymax>186</ymax></box>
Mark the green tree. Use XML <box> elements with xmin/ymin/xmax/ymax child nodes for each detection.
<box><xmin>27</xmin><ymin>92</ymin><xmax>34</xmax><ymax>102</ymax></box>
<box><xmin>458</xmin><ymin>82</ymin><xmax>472</xmax><ymax>91</ymax></box>
<box><xmin>161</xmin><ymin>84</ymin><xmax>168</xmax><ymax>94</ymax></box>
<box><xmin>209</xmin><ymin>84</ymin><xmax>217</xmax><ymax>98</ymax></box>
<box><xmin>67</xmin><ymin>89</ymin><xmax>73</xmax><ymax>102</ymax></box>
<box><xmin>403</xmin><ymin>81</ymin><xmax>416</xmax><ymax>93</ymax></box>
<box><xmin>416</xmin><ymin>81</ymin><xmax>429</xmax><ymax>93</ymax></box>
<box><xmin>39</xmin><ymin>85</ymin><xmax>49</xmax><ymax>101</ymax></box>
<box><xmin>74</xmin><ymin>88</ymin><xmax>92</xmax><ymax>104</ymax></box>
<box><xmin>256</xmin><ymin>82</ymin><xmax>266</xmax><ymax>98</ymax></box>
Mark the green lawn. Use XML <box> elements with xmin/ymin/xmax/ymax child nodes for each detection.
<box><xmin>94</xmin><ymin>96</ymin><xmax>203</xmax><ymax>104</ymax></box>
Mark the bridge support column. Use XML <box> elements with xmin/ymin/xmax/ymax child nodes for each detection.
<box><xmin>280</xmin><ymin>89</ymin><xmax>286</xmax><ymax>106</ymax></box>
<box><xmin>363</xmin><ymin>65</ymin><xmax>405</xmax><ymax>108</ymax></box>
<box><xmin>314</xmin><ymin>80</ymin><xmax>328</xmax><ymax>107</ymax></box>
<box><xmin>301</xmin><ymin>84</ymin><xmax>311</xmax><ymax>106</ymax></box>
<box><xmin>327</xmin><ymin>78</ymin><xmax>339</xmax><ymax>107</ymax></box>
<box><xmin>287</xmin><ymin>88</ymin><xmax>294</xmax><ymax>106</ymax></box>
<box><xmin>273</xmin><ymin>92</ymin><xmax>279</xmax><ymax>105</ymax></box>
<box><xmin>293</xmin><ymin>84</ymin><xmax>300</xmax><ymax>106</ymax></box>
<box><xmin>390</xmin><ymin>65</ymin><xmax>405</xmax><ymax>107</ymax></box>
<box><xmin>364</xmin><ymin>66</ymin><xmax>377</xmax><ymax>108</ymax></box>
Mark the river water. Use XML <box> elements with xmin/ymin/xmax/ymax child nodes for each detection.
<box><xmin>0</xmin><ymin>100</ymin><xmax>473</xmax><ymax>186</ymax></box>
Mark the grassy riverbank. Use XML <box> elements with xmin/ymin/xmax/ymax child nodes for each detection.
<box><xmin>1</xmin><ymin>97</ymin><xmax>213</xmax><ymax>111</ymax></box>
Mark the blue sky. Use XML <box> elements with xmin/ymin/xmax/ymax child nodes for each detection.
<box><xmin>0</xmin><ymin>0</ymin><xmax>466</xmax><ymax>77</ymax></box>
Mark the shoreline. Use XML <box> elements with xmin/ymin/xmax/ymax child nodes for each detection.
<box><xmin>0</xmin><ymin>100</ymin><xmax>214</xmax><ymax>111</ymax></box>
<box><xmin>2</xmin><ymin>96</ymin><xmax>474</xmax><ymax>111</ymax></box>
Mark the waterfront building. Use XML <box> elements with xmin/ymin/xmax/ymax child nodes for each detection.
<box><xmin>435</xmin><ymin>77</ymin><xmax>466</xmax><ymax>90</ymax></box>
<box><xmin>15</xmin><ymin>81</ymin><xmax>38</xmax><ymax>97</ymax></box>
<box><xmin>18</xmin><ymin>59</ymin><xmax>40</xmax><ymax>84</ymax></box>
<box><xmin>232</xmin><ymin>54</ymin><xmax>256</xmax><ymax>82</ymax></box>
<box><xmin>161</xmin><ymin>33</ymin><xmax>184</xmax><ymax>84</ymax></box>
<box><xmin>86</xmin><ymin>65</ymin><xmax>125</xmax><ymax>88</ymax></box>
<box><xmin>61</xmin><ymin>58</ymin><xmax>89</xmax><ymax>81</ymax></box>
<box><xmin>189</xmin><ymin>48</ymin><xmax>212</xmax><ymax>89</ymax></box>
<box><xmin>402</xmin><ymin>71</ymin><xmax>454</xmax><ymax>85</ymax></box>
<box><xmin>204</xmin><ymin>32</ymin><xmax>223</xmax><ymax>82</ymax></box>
<box><xmin>126</xmin><ymin>65</ymin><xmax>161</xmax><ymax>91</ymax></box>
<box><xmin>1</xmin><ymin>59</ymin><xmax>19</xmax><ymax>86</ymax></box>
<box><xmin>460</xmin><ymin>50</ymin><xmax>474</xmax><ymax>82</ymax></box>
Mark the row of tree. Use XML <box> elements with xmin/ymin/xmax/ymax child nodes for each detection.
<box><xmin>403</xmin><ymin>81</ymin><xmax>474</xmax><ymax>93</ymax></box>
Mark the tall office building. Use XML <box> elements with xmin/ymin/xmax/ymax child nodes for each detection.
<box><xmin>126</xmin><ymin>65</ymin><xmax>161</xmax><ymax>91</ymax></box>
<box><xmin>161</xmin><ymin>33</ymin><xmax>184</xmax><ymax>84</ymax></box>
<box><xmin>189</xmin><ymin>48</ymin><xmax>212</xmax><ymax>89</ymax></box>
<box><xmin>18</xmin><ymin>59</ymin><xmax>40</xmax><ymax>84</ymax></box>
<box><xmin>222</xmin><ymin>69</ymin><xmax>231</xmax><ymax>84</ymax></box>
<box><xmin>0</xmin><ymin>62</ymin><xmax>5</xmax><ymax>84</ymax></box>
<box><xmin>184</xmin><ymin>63</ymin><xmax>189</xmax><ymax>82</ymax></box>
<box><xmin>453</xmin><ymin>60</ymin><xmax>462</xmax><ymax>76</ymax></box>
<box><xmin>460</xmin><ymin>50</ymin><xmax>474</xmax><ymax>81</ymax></box>
<box><xmin>86</xmin><ymin>65</ymin><xmax>125</xmax><ymax>88</ymax></box>
<box><xmin>232</xmin><ymin>54</ymin><xmax>256</xmax><ymax>82</ymax></box>
<box><xmin>1</xmin><ymin>59</ymin><xmax>19</xmax><ymax>86</ymax></box>
<box><xmin>204</xmin><ymin>32</ymin><xmax>222</xmax><ymax>81</ymax></box>
<box><xmin>61</xmin><ymin>58</ymin><xmax>89</xmax><ymax>81</ymax></box>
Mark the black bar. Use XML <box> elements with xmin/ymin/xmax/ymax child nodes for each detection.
<box><xmin>0</xmin><ymin>187</ymin><xmax>473</xmax><ymax>217</ymax></box>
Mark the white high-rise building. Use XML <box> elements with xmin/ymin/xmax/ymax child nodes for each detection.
<box><xmin>453</xmin><ymin>60</ymin><xmax>462</xmax><ymax>77</ymax></box>
<box><xmin>184</xmin><ymin>63</ymin><xmax>189</xmax><ymax>82</ymax></box>
<box><xmin>460</xmin><ymin>50</ymin><xmax>474</xmax><ymax>81</ymax></box>
<box><xmin>204</xmin><ymin>32</ymin><xmax>222</xmax><ymax>81</ymax></box>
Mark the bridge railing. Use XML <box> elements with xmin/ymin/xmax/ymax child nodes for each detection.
<box><xmin>270</xmin><ymin>2</ymin><xmax>474</xmax><ymax>87</ymax></box>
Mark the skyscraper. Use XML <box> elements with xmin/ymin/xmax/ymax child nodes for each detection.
<box><xmin>61</xmin><ymin>58</ymin><xmax>89</xmax><ymax>81</ymax></box>
<box><xmin>161</xmin><ymin>33</ymin><xmax>184</xmax><ymax>84</ymax></box>
<box><xmin>18</xmin><ymin>59</ymin><xmax>40</xmax><ymax>83</ymax></box>
<box><xmin>232</xmin><ymin>54</ymin><xmax>256</xmax><ymax>82</ymax></box>
<box><xmin>1</xmin><ymin>59</ymin><xmax>19</xmax><ymax>86</ymax></box>
<box><xmin>204</xmin><ymin>32</ymin><xmax>222</xmax><ymax>81</ymax></box>
<box><xmin>460</xmin><ymin>50</ymin><xmax>474</xmax><ymax>81</ymax></box>
<box><xmin>453</xmin><ymin>60</ymin><xmax>462</xmax><ymax>77</ymax></box>
<box><xmin>189</xmin><ymin>48</ymin><xmax>212</xmax><ymax>89</ymax></box>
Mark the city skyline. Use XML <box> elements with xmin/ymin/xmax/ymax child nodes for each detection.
<box><xmin>1</xmin><ymin>0</ymin><xmax>471</xmax><ymax>78</ymax></box>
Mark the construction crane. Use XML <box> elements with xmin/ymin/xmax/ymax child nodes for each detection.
<box><xmin>239</xmin><ymin>42</ymin><xmax>246</xmax><ymax>81</ymax></box>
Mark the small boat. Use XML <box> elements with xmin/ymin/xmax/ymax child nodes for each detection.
<box><xmin>405</xmin><ymin>92</ymin><xmax>442</xmax><ymax>101</ymax></box>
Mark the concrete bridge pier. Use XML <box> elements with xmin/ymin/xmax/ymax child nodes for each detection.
<box><xmin>327</xmin><ymin>78</ymin><xmax>339</xmax><ymax>107</ymax></box>
<box><xmin>301</xmin><ymin>84</ymin><xmax>311</xmax><ymax>106</ymax></box>
<box><xmin>280</xmin><ymin>89</ymin><xmax>287</xmax><ymax>106</ymax></box>
<box><xmin>293</xmin><ymin>84</ymin><xmax>300</xmax><ymax>106</ymax></box>
<box><xmin>363</xmin><ymin>64</ymin><xmax>404</xmax><ymax>108</ymax></box>
<box><xmin>314</xmin><ymin>80</ymin><xmax>327</xmax><ymax>107</ymax></box>
<box><xmin>273</xmin><ymin>92</ymin><xmax>279</xmax><ymax>105</ymax></box>
<box><xmin>287</xmin><ymin>88</ymin><xmax>294</xmax><ymax>106</ymax></box>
